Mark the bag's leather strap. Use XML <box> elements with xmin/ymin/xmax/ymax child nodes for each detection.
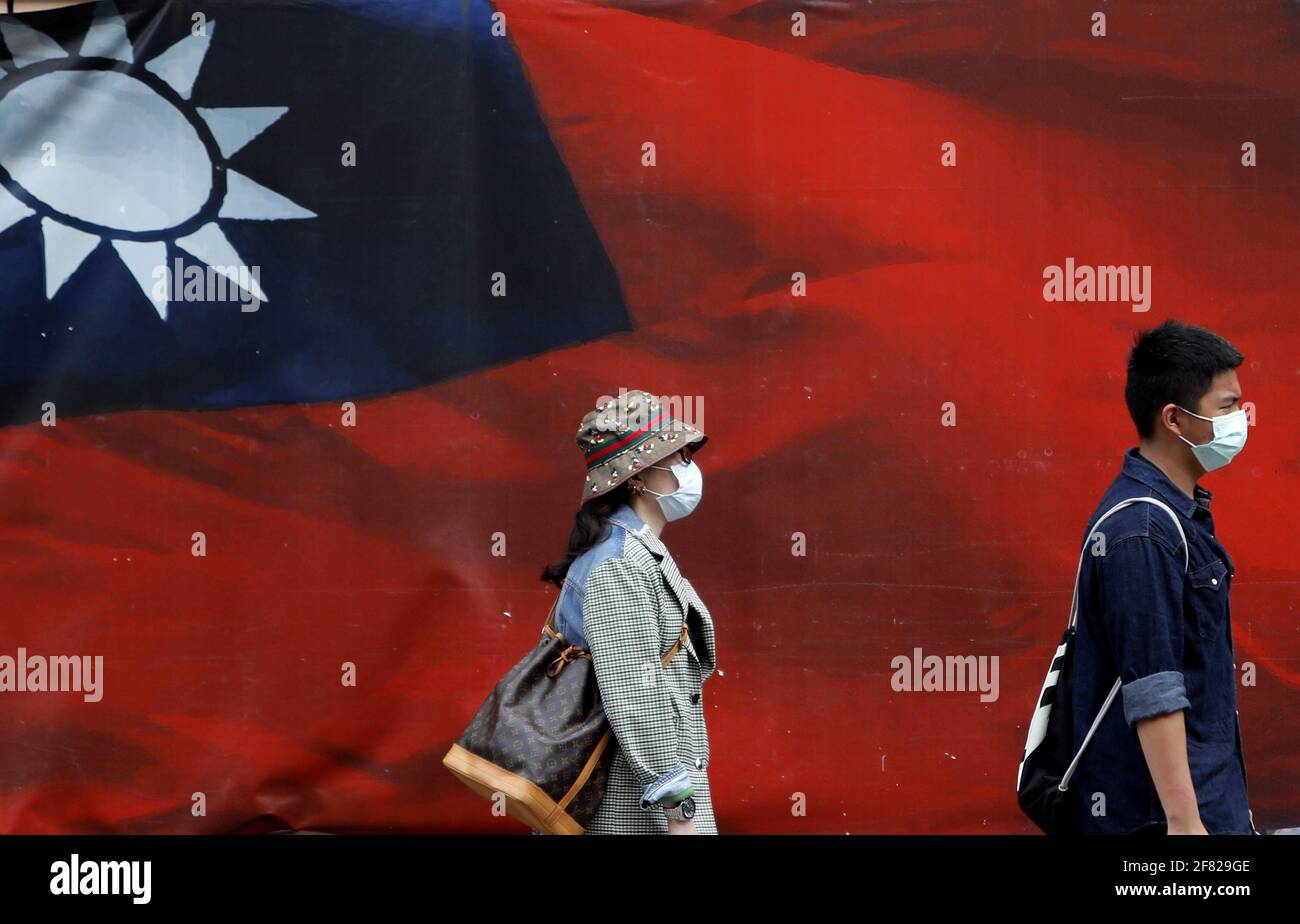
<box><xmin>550</xmin><ymin>727</ymin><xmax>613</xmax><ymax>822</ymax></box>
<box><xmin>542</xmin><ymin>593</ymin><xmax>690</xmax><ymax>677</ymax></box>
<box><xmin>662</xmin><ymin>622</ymin><xmax>690</xmax><ymax>666</ymax></box>
<box><xmin>542</xmin><ymin>595</ymin><xmax>561</xmax><ymax>635</ymax></box>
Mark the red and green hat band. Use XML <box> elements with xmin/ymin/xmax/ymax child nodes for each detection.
<box><xmin>583</xmin><ymin>409</ymin><xmax>683</xmax><ymax>469</ymax></box>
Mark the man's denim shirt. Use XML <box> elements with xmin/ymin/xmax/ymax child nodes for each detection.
<box><xmin>1071</xmin><ymin>447</ymin><xmax>1252</xmax><ymax>833</ymax></box>
<box><xmin>552</xmin><ymin>503</ymin><xmax>650</xmax><ymax>650</ymax></box>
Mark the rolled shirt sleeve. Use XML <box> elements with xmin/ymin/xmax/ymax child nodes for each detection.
<box><xmin>1094</xmin><ymin>534</ymin><xmax>1191</xmax><ymax>724</ymax></box>
<box><xmin>582</xmin><ymin>557</ymin><xmax>694</xmax><ymax>810</ymax></box>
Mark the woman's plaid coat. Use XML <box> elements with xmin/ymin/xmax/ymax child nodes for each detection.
<box><xmin>544</xmin><ymin>504</ymin><xmax>718</xmax><ymax>834</ymax></box>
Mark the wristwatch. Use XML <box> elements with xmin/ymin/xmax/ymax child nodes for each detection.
<box><xmin>661</xmin><ymin>796</ymin><xmax>696</xmax><ymax>822</ymax></box>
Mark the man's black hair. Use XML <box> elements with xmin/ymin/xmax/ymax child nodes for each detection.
<box><xmin>1125</xmin><ymin>319</ymin><xmax>1243</xmax><ymax>439</ymax></box>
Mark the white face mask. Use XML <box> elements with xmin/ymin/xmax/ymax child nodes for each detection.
<box><xmin>1176</xmin><ymin>406</ymin><xmax>1248</xmax><ymax>472</ymax></box>
<box><xmin>642</xmin><ymin>458</ymin><xmax>703</xmax><ymax>521</ymax></box>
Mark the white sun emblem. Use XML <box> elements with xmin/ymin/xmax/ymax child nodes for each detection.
<box><xmin>0</xmin><ymin>1</ymin><xmax>316</xmax><ymax>320</ymax></box>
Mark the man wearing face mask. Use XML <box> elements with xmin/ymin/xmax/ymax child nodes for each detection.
<box><xmin>540</xmin><ymin>389</ymin><xmax>717</xmax><ymax>834</ymax></box>
<box><xmin>1069</xmin><ymin>320</ymin><xmax>1256</xmax><ymax>835</ymax></box>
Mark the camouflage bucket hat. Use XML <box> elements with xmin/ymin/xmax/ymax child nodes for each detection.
<box><xmin>576</xmin><ymin>389</ymin><xmax>707</xmax><ymax>505</ymax></box>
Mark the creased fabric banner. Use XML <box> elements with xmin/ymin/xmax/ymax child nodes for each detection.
<box><xmin>0</xmin><ymin>0</ymin><xmax>1296</xmax><ymax>833</ymax></box>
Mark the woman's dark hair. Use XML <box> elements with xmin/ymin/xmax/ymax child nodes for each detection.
<box><xmin>541</xmin><ymin>482</ymin><xmax>634</xmax><ymax>587</ymax></box>
<box><xmin>1125</xmin><ymin>319</ymin><xmax>1243</xmax><ymax>439</ymax></box>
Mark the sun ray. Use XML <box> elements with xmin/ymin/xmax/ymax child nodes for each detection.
<box><xmin>174</xmin><ymin>221</ymin><xmax>268</xmax><ymax>303</ymax></box>
<box><xmin>197</xmin><ymin>106</ymin><xmax>288</xmax><ymax>159</ymax></box>
<box><xmin>80</xmin><ymin>0</ymin><xmax>134</xmax><ymax>65</ymax></box>
<box><xmin>0</xmin><ymin>185</ymin><xmax>35</xmax><ymax>235</ymax></box>
<box><xmin>0</xmin><ymin>20</ymin><xmax>69</xmax><ymax>69</ymax></box>
<box><xmin>2</xmin><ymin>12</ymin><xmax>314</xmax><ymax>319</ymax></box>
<box><xmin>219</xmin><ymin>170</ymin><xmax>316</xmax><ymax>222</ymax></box>
<box><xmin>144</xmin><ymin>21</ymin><xmax>215</xmax><ymax>101</ymax></box>
<box><xmin>41</xmin><ymin>217</ymin><xmax>101</xmax><ymax>299</ymax></box>
<box><xmin>110</xmin><ymin>239</ymin><xmax>168</xmax><ymax>320</ymax></box>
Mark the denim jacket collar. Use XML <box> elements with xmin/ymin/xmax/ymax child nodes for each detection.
<box><xmin>607</xmin><ymin>502</ymin><xmax>667</xmax><ymax>560</ymax></box>
<box><xmin>607</xmin><ymin>501</ymin><xmax>646</xmax><ymax>534</ymax></box>
<box><xmin>1122</xmin><ymin>446</ymin><xmax>1212</xmax><ymax>519</ymax></box>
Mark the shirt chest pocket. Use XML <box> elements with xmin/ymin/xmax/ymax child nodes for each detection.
<box><xmin>1187</xmin><ymin>557</ymin><xmax>1229</xmax><ymax>640</ymax></box>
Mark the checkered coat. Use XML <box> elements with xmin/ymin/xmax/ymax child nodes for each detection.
<box><xmin>546</xmin><ymin>519</ymin><xmax>718</xmax><ymax>834</ymax></box>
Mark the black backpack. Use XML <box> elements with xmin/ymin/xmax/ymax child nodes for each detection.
<box><xmin>1016</xmin><ymin>496</ymin><xmax>1187</xmax><ymax>833</ymax></box>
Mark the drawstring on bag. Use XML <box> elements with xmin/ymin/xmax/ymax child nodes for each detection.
<box><xmin>546</xmin><ymin>645</ymin><xmax>591</xmax><ymax>678</ymax></box>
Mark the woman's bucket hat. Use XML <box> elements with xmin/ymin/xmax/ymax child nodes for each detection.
<box><xmin>576</xmin><ymin>389</ymin><xmax>707</xmax><ymax>505</ymax></box>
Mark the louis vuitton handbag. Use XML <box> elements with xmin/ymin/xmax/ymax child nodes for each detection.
<box><xmin>442</xmin><ymin>596</ymin><xmax>690</xmax><ymax>834</ymax></box>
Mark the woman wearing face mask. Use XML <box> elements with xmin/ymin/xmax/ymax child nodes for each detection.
<box><xmin>540</xmin><ymin>389</ymin><xmax>718</xmax><ymax>835</ymax></box>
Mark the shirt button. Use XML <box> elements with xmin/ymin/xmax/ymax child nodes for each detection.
<box><xmin>690</xmin><ymin>692</ymin><xmax>700</xmax><ymax>704</ymax></box>
<box><xmin>1211</xmin><ymin>578</ymin><xmax>1218</xmax><ymax>585</ymax></box>
<box><xmin>695</xmin><ymin>758</ymin><xmax>702</xmax><ymax>769</ymax></box>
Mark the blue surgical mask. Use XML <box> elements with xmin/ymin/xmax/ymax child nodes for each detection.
<box><xmin>1176</xmin><ymin>406</ymin><xmax>1248</xmax><ymax>472</ymax></box>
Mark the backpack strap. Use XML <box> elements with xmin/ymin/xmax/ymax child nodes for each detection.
<box><xmin>1059</xmin><ymin>496</ymin><xmax>1189</xmax><ymax>791</ymax></box>
<box><xmin>1066</xmin><ymin>496</ymin><xmax>1188</xmax><ymax>631</ymax></box>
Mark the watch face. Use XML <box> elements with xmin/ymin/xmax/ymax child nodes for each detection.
<box><xmin>681</xmin><ymin>797</ymin><xmax>696</xmax><ymax>819</ymax></box>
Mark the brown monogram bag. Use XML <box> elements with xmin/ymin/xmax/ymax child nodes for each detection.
<box><xmin>442</xmin><ymin>597</ymin><xmax>689</xmax><ymax>834</ymax></box>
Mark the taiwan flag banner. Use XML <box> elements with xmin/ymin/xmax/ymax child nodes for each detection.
<box><xmin>0</xmin><ymin>0</ymin><xmax>631</xmax><ymax>834</ymax></box>
<box><xmin>1</xmin><ymin>0</ymin><xmax>1298</xmax><ymax>840</ymax></box>
<box><xmin>0</xmin><ymin>0</ymin><xmax>627</xmax><ymax>424</ymax></box>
